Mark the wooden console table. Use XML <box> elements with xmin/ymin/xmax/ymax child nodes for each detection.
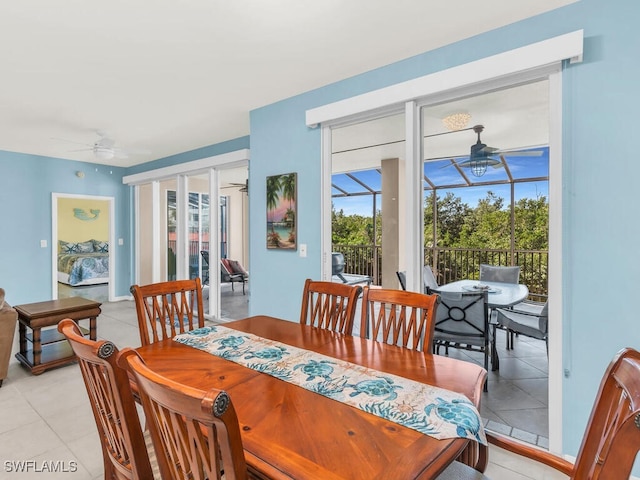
<box><xmin>14</xmin><ymin>297</ymin><xmax>102</xmax><ymax>375</ymax></box>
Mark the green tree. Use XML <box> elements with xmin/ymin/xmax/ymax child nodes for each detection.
<box><xmin>514</xmin><ymin>195</ymin><xmax>548</xmax><ymax>250</ymax></box>
<box><xmin>458</xmin><ymin>191</ymin><xmax>510</xmax><ymax>249</ymax></box>
<box><xmin>424</xmin><ymin>192</ymin><xmax>472</xmax><ymax>247</ymax></box>
<box><xmin>332</xmin><ymin>206</ymin><xmax>375</xmax><ymax>245</ymax></box>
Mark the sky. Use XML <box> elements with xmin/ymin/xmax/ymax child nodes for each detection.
<box><xmin>332</xmin><ymin>148</ymin><xmax>549</xmax><ymax>216</ymax></box>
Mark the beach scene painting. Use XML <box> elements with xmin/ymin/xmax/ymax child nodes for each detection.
<box><xmin>266</xmin><ymin>172</ymin><xmax>297</xmax><ymax>250</ymax></box>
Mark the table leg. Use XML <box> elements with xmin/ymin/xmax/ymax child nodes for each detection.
<box><xmin>32</xmin><ymin>327</ymin><xmax>42</xmax><ymax>367</ymax></box>
<box><xmin>90</xmin><ymin>316</ymin><xmax>97</xmax><ymax>341</ymax></box>
<box><xmin>18</xmin><ymin>322</ymin><xmax>27</xmax><ymax>356</ymax></box>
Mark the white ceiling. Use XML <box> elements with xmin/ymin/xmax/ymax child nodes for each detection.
<box><xmin>0</xmin><ymin>0</ymin><xmax>575</xmax><ymax>167</ymax></box>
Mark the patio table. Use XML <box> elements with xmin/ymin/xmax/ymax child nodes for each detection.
<box><xmin>434</xmin><ymin>279</ymin><xmax>528</xmax><ymax>308</ymax></box>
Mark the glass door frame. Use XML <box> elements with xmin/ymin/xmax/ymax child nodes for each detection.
<box><xmin>312</xmin><ymin>31</ymin><xmax>581</xmax><ymax>452</ymax></box>
<box><xmin>123</xmin><ymin>150</ymin><xmax>249</xmax><ymax>320</ymax></box>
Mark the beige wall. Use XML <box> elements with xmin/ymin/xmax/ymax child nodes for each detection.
<box><xmin>226</xmin><ymin>188</ymin><xmax>249</xmax><ymax>269</ymax></box>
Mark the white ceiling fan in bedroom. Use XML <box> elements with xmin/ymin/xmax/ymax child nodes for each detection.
<box><xmin>54</xmin><ymin>130</ymin><xmax>150</xmax><ymax>161</ymax></box>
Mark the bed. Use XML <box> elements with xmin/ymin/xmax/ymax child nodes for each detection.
<box><xmin>57</xmin><ymin>240</ymin><xmax>110</xmax><ymax>286</ymax></box>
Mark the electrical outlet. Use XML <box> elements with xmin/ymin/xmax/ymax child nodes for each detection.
<box><xmin>40</xmin><ymin>240</ymin><xmax>47</xmax><ymax>248</ymax></box>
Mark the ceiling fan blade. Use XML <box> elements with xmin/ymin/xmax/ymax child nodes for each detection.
<box><xmin>495</xmin><ymin>150</ymin><xmax>543</xmax><ymax>157</ymax></box>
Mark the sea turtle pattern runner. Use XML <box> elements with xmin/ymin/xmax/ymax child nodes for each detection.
<box><xmin>175</xmin><ymin>325</ymin><xmax>487</xmax><ymax>445</ymax></box>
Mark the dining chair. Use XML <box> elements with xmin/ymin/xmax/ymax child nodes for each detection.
<box><xmin>479</xmin><ymin>264</ymin><xmax>520</xmax><ymax>284</ymax></box>
<box><xmin>431</xmin><ymin>290</ymin><xmax>494</xmax><ymax>381</ymax></box>
<box><xmin>495</xmin><ymin>300</ymin><xmax>548</xmax><ymax>353</ymax></box>
<box><xmin>438</xmin><ymin>347</ymin><xmax>640</xmax><ymax>480</ymax></box>
<box><xmin>359</xmin><ymin>286</ymin><xmax>440</xmax><ymax>352</ymax></box>
<box><xmin>130</xmin><ymin>278</ymin><xmax>205</xmax><ymax>347</ymax></box>
<box><xmin>57</xmin><ymin>319</ymin><xmax>159</xmax><ymax>480</ymax></box>
<box><xmin>299</xmin><ymin>278</ymin><xmax>362</xmax><ymax>335</ymax></box>
<box><xmin>119</xmin><ymin>348</ymin><xmax>249</xmax><ymax>480</ymax></box>
<box><xmin>423</xmin><ymin>265</ymin><xmax>439</xmax><ymax>293</ymax></box>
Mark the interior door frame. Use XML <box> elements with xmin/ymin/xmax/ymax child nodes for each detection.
<box><xmin>51</xmin><ymin>192</ymin><xmax>116</xmax><ymax>302</ymax></box>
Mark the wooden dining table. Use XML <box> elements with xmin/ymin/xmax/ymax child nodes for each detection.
<box><xmin>134</xmin><ymin>315</ymin><xmax>488</xmax><ymax>480</ymax></box>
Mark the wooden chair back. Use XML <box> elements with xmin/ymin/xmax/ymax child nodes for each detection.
<box><xmin>359</xmin><ymin>287</ymin><xmax>439</xmax><ymax>352</ymax></box>
<box><xmin>130</xmin><ymin>278</ymin><xmax>205</xmax><ymax>347</ymax></box>
<box><xmin>299</xmin><ymin>278</ymin><xmax>362</xmax><ymax>335</ymax></box>
<box><xmin>57</xmin><ymin>319</ymin><xmax>154</xmax><ymax>480</ymax></box>
<box><xmin>484</xmin><ymin>348</ymin><xmax>640</xmax><ymax>480</ymax></box>
<box><xmin>570</xmin><ymin>347</ymin><xmax>640</xmax><ymax>478</ymax></box>
<box><xmin>119</xmin><ymin>349</ymin><xmax>248</xmax><ymax>480</ymax></box>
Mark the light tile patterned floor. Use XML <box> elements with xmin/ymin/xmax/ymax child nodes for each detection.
<box><xmin>0</xmin><ymin>287</ymin><xmax>561</xmax><ymax>479</ymax></box>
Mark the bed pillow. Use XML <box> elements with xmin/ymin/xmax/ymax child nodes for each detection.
<box><xmin>91</xmin><ymin>239</ymin><xmax>109</xmax><ymax>253</ymax></box>
<box><xmin>59</xmin><ymin>241</ymin><xmax>79</xmax><ymax>254</ymax></box>
<box><xmin>76</xmin><ymin>241</ymin><xmax>95</xmax><ymax>253</ymax></box>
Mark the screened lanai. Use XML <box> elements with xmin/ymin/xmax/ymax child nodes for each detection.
<box><xmin>330</xmin><ymin>79</ymin><xmax>551</xmax><ymax>300</ymax></box>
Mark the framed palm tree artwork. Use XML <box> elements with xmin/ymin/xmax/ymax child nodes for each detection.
<box><xmin>266</xmin><ymin>172</ymin><xmax>297</xmax><ymax>250</ymax></box>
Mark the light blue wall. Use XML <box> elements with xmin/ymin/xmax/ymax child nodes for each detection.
<box><xmin>248</xmin><ymin>0</ymin><xmax>640</xmax><ymax>460</ymax></box>
<box><xmin>0</xmin><ymin>136</ymin><xmax>250</xmax><ymax>306</ymax></box>
<box><xmin>0</xmin><ymin>152</ymin><xmax>131</xmax><ymax>304</ymax></box>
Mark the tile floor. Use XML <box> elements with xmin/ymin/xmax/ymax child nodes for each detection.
<box><xmin>0</xmin><ymin>287</ymin><xmax>564</xmax><ymax>479</ymax></box>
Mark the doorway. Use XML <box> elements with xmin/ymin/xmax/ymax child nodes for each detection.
<box><xmin>324</xmin><ymin>80</ymin><xmax>553</xmax><ymax>445</ymax></box>
<box><xmin>51</xmin><ymin>193</ymin><xmax>115</xmax><ymax>303</ymax></box>
<box><xmin>123</xmin><ymin>149</ymin><xmax>250</xmax><ymax>320</ymax></box>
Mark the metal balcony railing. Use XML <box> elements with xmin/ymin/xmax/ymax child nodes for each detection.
<box><xmin>332</xmin><ymin>244</ymin><xmax>548</xmax><ymax>302</ymax></box>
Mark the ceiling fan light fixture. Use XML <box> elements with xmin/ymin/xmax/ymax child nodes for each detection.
<box><xmin>469</xmin><ymin>158</ymin><xmax>488</xmax><ymax>177</ymax></box>
<box><xmin>93</xmin><ymin>146</ymin><xmax>114</xmax><ymax>161</ymax></box>
<box><xmin>442</xmin><ymin>112</ymin><xmax>471</xmax><ymax>131</ymax></box>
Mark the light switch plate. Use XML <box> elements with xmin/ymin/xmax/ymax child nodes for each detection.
<box><xmin>299</xmin><ymin>244</ymin><xmax>307</xmax><ymax>257</ymax></box>
<box><xmin>40</xmin><ymin>240</ymin><xmax>47</xmax><ymax>248</ymax></box>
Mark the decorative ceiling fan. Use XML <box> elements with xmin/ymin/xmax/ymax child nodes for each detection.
<box><xmin>55</xmin><ymin>130</ymin><xmax>150</xmax><ymax>161</ymax></box>
<box><xmin>438</xmin><ymin>125</ymin><xmax>542</xmax><ymax>177</ymax></box>
<box><xmin>222</xmin><ymin>179</ymin><xmax>248</xmax><ymax>193</ymax></box>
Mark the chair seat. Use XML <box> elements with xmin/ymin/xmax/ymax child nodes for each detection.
<box><xmin>434</xmin><ymin>332</ymin><xmax>491</xmax><ymax>348</ymax></box>
<box><xmin>436</xmin><ymin>461</ymin><xmax>488</xmax><ymax>479</ymax></box>
<box><xmin>497</xmin><ymin>310</ymin><xmax>543</xmax><ymax>339</ymax></box>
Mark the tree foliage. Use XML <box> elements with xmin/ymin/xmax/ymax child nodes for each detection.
<box><xmin>333</xmin><ymin>191</ymin><xmax>548</xmax><ymax>251</ymax></box>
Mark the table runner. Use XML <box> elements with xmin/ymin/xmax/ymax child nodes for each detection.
<box><xmin>174</xmin><ymin>325</ymin><xmax>486</xmax><ymax>445</ymax></box>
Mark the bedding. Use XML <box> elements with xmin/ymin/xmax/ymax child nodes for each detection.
<box><xmin>57</xmin><ymin>239</ymin><xmax>109</xmax><ymax>286</ymax></box>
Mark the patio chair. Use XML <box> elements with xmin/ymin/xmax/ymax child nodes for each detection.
<box><xmin>494</xmin><ymin>300</ymin><xmax>548</xmax><ymax>353</ymax></box>
<box><xmin>423</xmin><ymin>265</ymin><xmax>439</xmax><ymax>293</ymax></box>
<box><xmin>360</xmin><ymin>286</ymin><xmax>440</xmax><ymax>352</ymax></box>
<box><xmin>119</xmin><ymin>349</ymin><xmax>249</xmax><ymax>480</ymax></box>
<box><xmin>300</xmin><ymin>278</ymin><xmax>362</xmax><ymax>335</ymax></box>
<box><xmin>200</xmin><ymin>250</ymin><xmax>210</xmax><ymax>285</ymax></box>
<box><xmin>130</xmin><ymin>278</ymin><xmax>205</xmax><ymax>347</ymax></box>
<box><xmin>396</xmin><ymin>271</ymin><xmax>407</xmax><ymax>290</ymax></box>
<box><xmin>221</xmin><ymin>258</ymin><xmax>248</xmax><ymax>294</ymax></box>
<box><xmin>431</xmin><ymin>289</ymin><xmax>494</xmax><ymax>387</ymax></box>
<box><xmin>57</xmin><ymin>319</ymin><xmax>160</xmax><ymax>480</ymax></box>
<box><xmin>436</xmin><ymin>347</ymin><xmax>640</xmax><ymax>480</ymax></box>
<box><xmin>479</xmin><ymin>264</ymin><xmax>520</xmax><ymax>284</ymax></box>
